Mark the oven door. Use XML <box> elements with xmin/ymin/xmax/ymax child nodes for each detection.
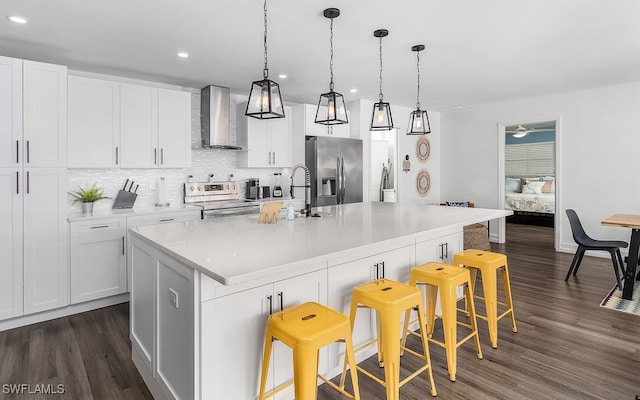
<box><xmin>202</xmin><ymin>205</ymin><xmax>260</xmax><ymax>219</ymax></box>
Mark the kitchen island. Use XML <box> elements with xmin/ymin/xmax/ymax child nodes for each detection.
<box><xmin>129</xmin><ymin>202</ymin><xmax>511</xmax><ymax>400</ymax></box>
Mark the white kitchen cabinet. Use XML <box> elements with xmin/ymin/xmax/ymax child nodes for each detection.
<box><xmin>120</xmin><ymin>84</ymin><xmax>191</xmax><ymax>169</ymax></box>
<box><xmin>23</xmin><ymin>168</ymin><xmax>68</xmax><ymax>315</ymax></box>
<box><xmin>237</xmin><ymin>103</ymin><xmax>293</xmax><ymax>168</ymax></box>
<box><xmin>415</xmin><ymin>232</ymin><xmax>463</xmax><ymax>265</ymax></box>
<box><xmin>203</xmin><ymin>269</ymin><xmax>327</xmax><ymax>400</ymax></box>
<box><xmin>0</xmin><ymin>57</ymin><xmax>22</xmax><ymax>168</ymax></box>
<box><xmin>68</xmin><ymin>76</ymin><xmax>120</xmax><ymax>168</ymax></box>
<box><xmin>292</xmin><ymin>104</ymin><xmax>350</xmax><ymax>139</ymax></box>
<box><xmin>0</xmin><ymin>168</ymin><xmax>23</xmax><ymax>320</ymax></box>
<box><xmin>23</xmin><ymin>60</ymin><xmax>67</xmax><ymax>168</ymax></box>
<box><xmin>69</xmin><ymin>218</ymin><xmax>127</xmax><ymax>304</ymax></box>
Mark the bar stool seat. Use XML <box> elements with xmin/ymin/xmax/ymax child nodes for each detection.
<box><xmin>403</xmin><ymin>262</ymin><xmax>483</xmax><ymax>382</ymax></box>
<box><xmin>258</xmin><ymin>302</ymin><xmax>360</xmax><ymax>400</ymax></box>
<box><xmin>452</xmin><ymin>249</ymin><xmax>517</xmax><ymax>349</ymax></box>
<box><xmin>342</xmin><ymin>279</ymin><xmax>437</xmax><ymax>399</ymax></box>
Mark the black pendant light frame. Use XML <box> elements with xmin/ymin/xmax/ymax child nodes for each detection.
<box><xmin>245</xmin><ymin>0</ymin><xmax>285</xmax><ymax>120</ymax></box>
<box><xmin>407</xmin><ymin>44</ymin><xmax>431</xmax><ymax>135</ymax></box>
<box><xmin>315</xmin><ymin>8</ymin><xmax>348</xmax><ymax>126</ymax></box>
<box><xmin>370</xmin><ymin>29</ymin><xmax>394</xmax><ymax>131</ymax></box>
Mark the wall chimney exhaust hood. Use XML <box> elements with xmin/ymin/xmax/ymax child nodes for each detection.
<box><xmin>201</xmin><ymin>85</ymin><xmax>241</xmax><ymax>150</ymax></box>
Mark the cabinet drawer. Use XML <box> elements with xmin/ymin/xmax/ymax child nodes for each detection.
<box><xmin>70</xmin><ymin>217</ymin><xmax>126</xmax><ymax>238</ymax></box>
<box><xmin>127</xmin><ymin>211</ymin><xmax>200</xmax><ymax>228</ymax></box>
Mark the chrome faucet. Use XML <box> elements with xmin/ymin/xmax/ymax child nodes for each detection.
<box><xmin>290</xmin><ymin>164</ymin><xmax>312</xmax><ymax>218</ymax></box>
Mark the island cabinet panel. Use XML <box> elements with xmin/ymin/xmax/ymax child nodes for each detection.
<box><xmin>415</xmin><ymin>232</ymin><xmax>463</xmax><ymax>265</ymax></box>
<box><xmin>326</xmin><ymin>245</ymin><xmax>414</xmax><ymax>372</ymax></box>
<box><xmin>131</xmin><ymin>241</ymin><xmax>156</xmax><ymax>373</ymax></box>
<box><xmin>201</xmin><ymin>269</ymin><xmax>327</xmax><ymax>400</ymax></box>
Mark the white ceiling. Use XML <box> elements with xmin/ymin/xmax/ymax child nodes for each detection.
<box><xmin>2</xmin><ymin>0</ymin><xmax>640</xmax><ymax>111</ymax></box>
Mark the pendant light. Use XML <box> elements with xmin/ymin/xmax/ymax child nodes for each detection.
<box><xmin>245</xmin><ymin>0</ymin><xmax>285</xmax><ymax>119</ymax></box>
<box><xmin>407</xmin><ymin>44</ymin><xmax>431</xmax><ymax>135</ymax></box>
<box><xmin>370</xmin><ymin>29</ymin><xmax>393</xmax><ymax>131</ymax></box>
<box><xmin>315</xmin><ymin>8</ymin><xmax>348</xmax><ymax>125</ymax></box>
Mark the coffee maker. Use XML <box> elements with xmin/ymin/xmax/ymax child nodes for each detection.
<box><xmin>246</xmin><ymin>178</ymin><xmax>260</xmax><ymax>199</ymax></box>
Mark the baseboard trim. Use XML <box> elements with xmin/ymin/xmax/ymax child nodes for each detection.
<box><xmin>0</xmin><ymin>293</ymin><xmax>130</xmax><ymax>332</ymax></box>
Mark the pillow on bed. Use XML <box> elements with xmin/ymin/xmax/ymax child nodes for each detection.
<box><xmin>521</xmin><ymin>181</ymin><xmax>545</xmax><ymax>194</ymax></box>
<box><xmin>505</xmin><ymin>178</ymin><xmax>521</xmax><ymax>193</ymax></box>
<box><xmin>541</xmin><ymin>180</ymin><xmax>554</xmax><ymax>194</ymax></box>
<box><xmin>446</xmin><ymin>201</ymin><xmax>470</xmax><ymax>207</ymax></box>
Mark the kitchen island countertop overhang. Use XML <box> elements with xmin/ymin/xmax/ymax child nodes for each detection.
<box><xmin>129</xmin><ymin>202</ymin><xmax>512</xmax><ymax>286</ymax></box>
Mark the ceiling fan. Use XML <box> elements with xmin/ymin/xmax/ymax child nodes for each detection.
<box><xmin>506</xmin><ymin>125</ymin><xmax>554</xmax><ymax>138</ymax></box>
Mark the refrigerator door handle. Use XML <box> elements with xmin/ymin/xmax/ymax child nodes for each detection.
<box><xmin>340</xmin><ymin>156</ymin><xmax>346</xmax><ymax>203</ymax></box>
<box><xmin>336</xmin><ymin>156</ymin><xmax>342</xmax><ymax>204</ymax></box>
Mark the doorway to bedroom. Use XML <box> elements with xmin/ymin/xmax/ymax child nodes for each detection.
<box><xmin>502</xmin><ymin>121</ymin><xmax>557</xmax><ymax>247</ymax></box>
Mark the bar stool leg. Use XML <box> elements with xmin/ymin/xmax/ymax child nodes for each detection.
<box><xmin>480</xmin><ymin>269</ymin><xmax>499</xmax><ymax>349</ymax></box>
<box><xmin>380</xmin><ymin>309</ymin><xmax>401</xmax><ymax>400</ymax></box>
<box><xmin>293</xmin><ymin>345</ymin><xmax>319</xmax><ymax>400</ymax></box>
<box><xmin>258</xmin><ymin>326</ymin><xmax>274</xmax><ymax>400</ymax></box>
<box><xmin>425</xmin><ymin>285</ymin><xmax>438</xmax><ymax>337</ymax></box>
<box><xmin>464</xmin><ymin>283</ymin><xmax>483</xmax><ymax>360</ymax></box>
<box><xmin>440</xmin><ymin>283</ymin><xmax>458</xmax><ymax>382</ymax></box>
<box><xmin>343</xmin><ymin>331</ymin><xmax>361</xmax><ymax>399</ymax></box>
<box><xmin>415</xmin><ymin>302</ymin><xmax>437</xmax><ymax>397</ymax></box>
<box><xmin>376</xmin><ymin>310</ymin><xmax>385</xmax><ymax>367</ymax></box>
<box><xmin>340</xmin><ymin>298</ymin><xmax>361</xmax><ymax>388</ymax></box>
<box><xmin>501</xmin><ymin>266</ymin><xmax>518</xmax><ymax>333</ymax></box>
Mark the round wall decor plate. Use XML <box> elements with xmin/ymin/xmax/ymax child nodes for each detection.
<box><xmin>416</xmin><ymin>136</ymin><xmax>431</xmax><ymax>162</ymax></box>
<box><xmin>416</xmin><ymin>169</ymin><xmax>431</xmax><ymax>197</ymax></box>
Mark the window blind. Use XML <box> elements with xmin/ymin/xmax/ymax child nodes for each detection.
<box><xmin>505</xmin><ymin>142</ymin><xmax>555</xmax><ymax>176</ymax></box>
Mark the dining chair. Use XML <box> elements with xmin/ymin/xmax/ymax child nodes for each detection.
<box><xmin>565</xmin><ymin>209</ymin><xmax>627</xmax><ymax>289</ymax></box>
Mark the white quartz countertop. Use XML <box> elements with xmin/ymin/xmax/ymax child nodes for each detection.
<box><xmin>130</xmin><ymin>202</ymin><xmax>512</xmax><ymax>286</ymax></box>
<box><xmin>67</xmin><ymin>204</ymin><xmax>200</xmax><ymax>222</ymax></box>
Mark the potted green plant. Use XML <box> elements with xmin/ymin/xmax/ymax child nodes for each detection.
<box><xmin>68</xmin><ymin>183</ymin><xmax>110</xmax><ymax>214</ymax></box>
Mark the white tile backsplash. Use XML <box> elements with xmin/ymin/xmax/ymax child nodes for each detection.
<box><xmin>67</xmin><ymin>91</ymin><xmax>291</xmax><ymax>213</ymax></box>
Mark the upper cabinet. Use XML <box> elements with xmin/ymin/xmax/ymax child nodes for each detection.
<box><xmin>68</xmin><ymin>77</ymin><xmax>191</xmax><ymax>169</ymax></box>
<box><xmin>236</xmin><ymin>102</ymin><xmax>293</xmax><ymax>168</ymax></box>
<box><xmin>292</xmin><ymin>103</ymin><xmax>350</xmax><ymax>139</ymax></box>
<box><xmin>0</xmin><ymin>57</ymin><xmax>67</xmax><ymax>168</ymax></box>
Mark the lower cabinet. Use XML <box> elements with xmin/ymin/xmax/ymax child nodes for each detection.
<box><xmin>202</xmin><ymin>269</ymin><xmax>327</xmax><ymax>400</ymax></box>
<box><xmin>415</xmin><ymin>232</ymin><xmax>463</xmax><ymax>265</ymax></box>
<box><xmin>69</xmin><ymin>218</ymin><xmax>126</xmax><ymax>304</ymax></box>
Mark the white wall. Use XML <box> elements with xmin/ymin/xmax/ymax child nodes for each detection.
<box><xmin>441</xmin><ymin>81</ymin><xmax>640</xmax><ymax>251</ymax></box>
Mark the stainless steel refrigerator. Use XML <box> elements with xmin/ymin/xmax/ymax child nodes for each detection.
<box><xmin>305</xmin><ymin>136</ymin><xmax>363</xmax><ymax>207</ymax></box>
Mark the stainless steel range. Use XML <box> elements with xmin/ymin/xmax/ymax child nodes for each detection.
<box><xmin>184</xmin><ymin>181</ymin><xmax>260</xmax><ymax>219</ymax></box>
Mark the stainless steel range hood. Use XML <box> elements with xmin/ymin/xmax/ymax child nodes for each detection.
<box><xmin>201</xmin><ymin>85</ymin><xmax>241</xmax><ymax>150</ymax></box>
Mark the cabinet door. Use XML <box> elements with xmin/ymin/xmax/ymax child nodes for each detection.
<box><xmin>68</xmin><ymin>76</ymin><xmax>120</xmax><ymax>168</ymax></box>
<box><xmin>22</xmin><ymin>61</ymin><xmax>67</xmax><ymax>168</ymax></box>
<box><xmin>0</xmin><ymin>168</ymin><xmax>23</xmax><ymax>320</ymax></box>
<box><xmin>130</xmin><ymin>240</ymin><xmax>157</xmax><ymax>372</ymax></box>
<box><xmin>327</xmin><ymin>257</ymin><xmax>377</xmax><ymax>370</ymax></box>
<box><xmin>203</xmin><ymin>284</ymin><xmax>273</xmax><ymax>400</ymax></box>
<box><xmin>442</xmin><ymin>232</ymin><xmax>463</xmax><ymax>262</ymax></box>
<box><xmin>70</xmin><ymin>233</ymin><xmax>126</xmax><ymax>304</ymax></box>
<box><xmin>23</xmin><ymin>168</ymin><xmax>68</xmax><ymax>314</ymax></box>
<box><xmin>272</xmin><ymin>269</ymin><xmax>328</xmax><ymax>399</ymax></box>
<box><xmin>246</xmin><ymin>116</ymin><xmax>270</xmax><ymax>167</ymax></box>
<box><xmin>120</xmin><ymin>84</ymin><xmax>158</xmax><ymax>168</ymax></box>
<box><xmin>381</xmin><ymin>245</ymin><xmax>414</xmax><ymax>283</ymax></box>
<box><xmin>0</xmin><ymin>57</ymin><xmax>22</xmax><ymax>168</ymax></box>
<box><xmin>303</xmin><ymin>104</ymin><xmax>327</xmax><ymax>136</ymax></box>
<box><xmin>329</xmin><ymin>111</ymin><xmax>351</xmax><ymax>138</ymax></box>
<box><xmin>415</xmin><ymin>237</ymin><xmax>446</xmax><ymax>265</ymax></box>
<box><xmin>269</xmin><ymin>106</ymin><xmax>292</xmax><ymax>168</ymax></box>
<box><xmin>158</xmin><ymin>89</ymin><xmax>190</xmax><ymax>168</ymax></box>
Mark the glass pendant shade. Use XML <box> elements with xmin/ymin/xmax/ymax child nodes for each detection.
<box><xmin>370</xmin><ymin>101</ymin><xmax>393</xmax><ymax>131</ymax></box>
<box><xmin>315</xmin><ymin>90</ymin><xmax>348</xmax><ymax>125</ymax></box>
<box><xmin>245</xmin><ymin>77</ymin><xmax>285</xmax><ymax>119</ymax></box>
<box><xmin>407</xmin><ymin>108</ymin><xmax>431</xmax><ymax>135</ymax></box>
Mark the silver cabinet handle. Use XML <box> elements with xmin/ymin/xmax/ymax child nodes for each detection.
<box><xmin>16</xmin><ymin>171</ymin><xmax>19</xmax><ymax>194</ymax></box>
<box><xmin>115</xmin><ymin>146</ymin><xmax>119</xmax><ymax>165</ymax></box>
<box><xmin>154</xmin><ymin>148</ymin><xmax>157</xmax><ymax>165</ymax></box>
<box><xmin>161</xmin><ymin>148</ymin><xmax>164</xmax><ymax>165</ymax></box>
<box><xmin>122</xmin><ymin>236</ymin><xmax>125</xmax><ymax>255</ymax></box>
<box><xmin>26</xmin><ymin>171</ymin><xmax>29</xmax><ymax>194</ymax></box>
<box><xmin>26</xmin><ymin>140</ymin><xmax>30</xmax><ymax>163</ymax></box>
<box><xmin>90</xmin><ymin>225</ymin><xmax>109</xmax><ymax>229</ymax></box>
<box><xmin>159</xmin><ymin>218</ymin><xmax>174</xmax><ymax>222</ymax></box>
<box><xmin>16</xmin><ymin>140</ymin><xmax>19</xmax><ymax>164</ymax></box>
<box><xmin>273</xmin><ymin>151</ymin><xmax>276</xmax><ymax>165</ymax></box>
<box><xmin>444</xmin><ymin>242</ymin><xmax>448</xmax><ymax>260</ymax></box>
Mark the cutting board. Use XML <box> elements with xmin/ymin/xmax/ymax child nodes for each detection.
<box><xmin>258</xmin><ymin>201</ymin><xmax>283</xmax><ymax>224</ymax></box>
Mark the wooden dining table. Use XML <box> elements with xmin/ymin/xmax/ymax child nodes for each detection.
<box><xmin>601</xmin><ymin>214</ymin><xmax>640</xmax><ymax>300</ymax></box>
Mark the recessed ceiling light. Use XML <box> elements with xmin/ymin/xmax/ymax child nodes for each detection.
<box><xmin>177</xmin><ymin>52</ymin><xmax>189</xmax><ymax>59</ymax></box>
<box><xmin>278</xmin><ymin>74</ymin><xmax>287</xmax><ymax>79</ymax></box>
<box><xmin>350</xmin><ymin>88</ymin><xmax>358</xmax><ymax>93</ymax></box>
<box><xmin>8</xmin><ymin>16</ymin><xmax>27</xmax><ymax>24</ymax></box>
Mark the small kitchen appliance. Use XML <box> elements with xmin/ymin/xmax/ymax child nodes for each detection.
<box><xmin>185</xmin><ymin>181</ymin><xmax>259</xmax><ymax>219</ymax></box>
<box><xmin>112</xmin><ymin>178</ymin><xmax>138</xmax><ymax>209</ymax></box>
<box><xmin>246</xmin><ymin>178</ymin><xmax>260</xmax><ymax>200</ymax></box>
<box><xmin>272</xmin><ymin>173</ymin><xmax>283</xmax><ymax>198</ymax></box>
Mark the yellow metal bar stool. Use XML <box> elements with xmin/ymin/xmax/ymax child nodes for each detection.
<box><xmin>341</xmin><ymin>279</ymin><xmax>437</xmax><ymax>399</ymax></box>
<box><xmin>258</xmin><ymin>302</ymin><xmax>360</xmax><ymax>400</ymax></box>
<box><xmin>402</xmin><ymin>262</ymin><xmax>483</xmax><ymax>382</ymax></box>
<box><xmin>452</xmin><ymin>249</ymin><xmax>517</xmax><ymax>349</ymax></box>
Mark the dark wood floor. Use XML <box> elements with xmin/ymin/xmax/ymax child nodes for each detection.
<box><xmin>1</xmin><ymin>224</ymin><xmax>639</xmax><ymax>399</ymax></box>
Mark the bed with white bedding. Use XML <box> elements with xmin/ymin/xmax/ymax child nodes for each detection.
<box><xmin>504</xmin><ymin>192</ymin><xmax>555</xmax><ymax>214</ymax></box>
<box><xmin>504</xmin><ymin>176</ymin><xmax>555</xmax><ymax>226</ymax></box>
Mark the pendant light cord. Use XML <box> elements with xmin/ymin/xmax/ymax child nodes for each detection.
<box><xmin>329</xmin><ymin>16</ymin><xmax>334</xmax><ymax>91</ymax></box>
<box><xmin>263</xmin><ymin>0</ymin><xmax>269</xmax><ymax>78</ymax></box>
<box><xmin>415</xmin><ymin>50</ymin><xmax>421</xmax><ymax>109</ymax></box>
<box><xmin>379</xmin><ymin>36</ymin><xmax>384</xmax><ymax>102</ymax></box>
